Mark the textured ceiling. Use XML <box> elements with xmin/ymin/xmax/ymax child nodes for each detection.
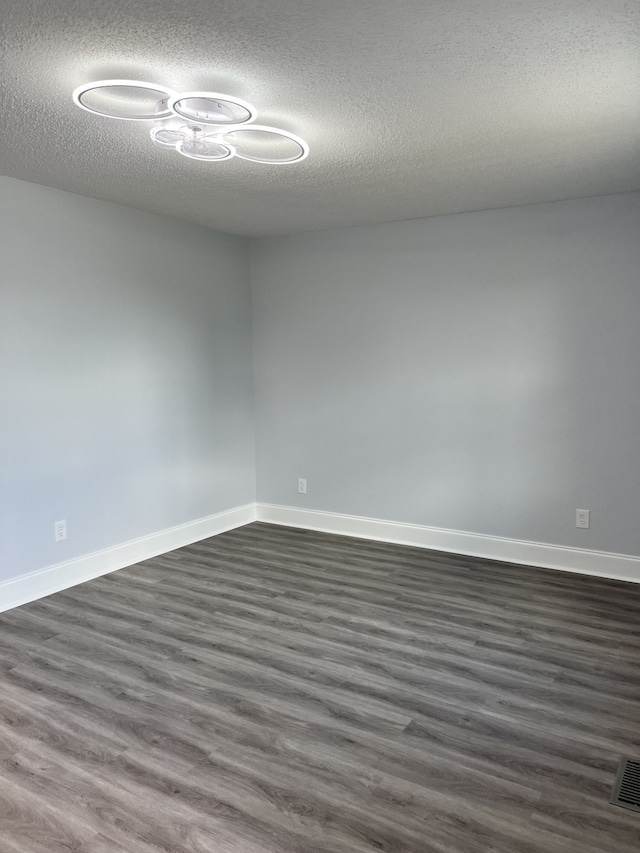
<box><xmin>1</xmin><ymin>0</ymin><xmax>639</xmax><ymax>237</ymax></box>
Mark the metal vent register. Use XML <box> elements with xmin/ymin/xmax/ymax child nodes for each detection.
<box><xmin>610</xmin><ymin>758</ymin><xmax>640</xmax><ymax>812</ymax></box>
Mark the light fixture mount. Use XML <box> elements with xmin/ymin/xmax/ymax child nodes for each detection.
<box><xmin>167</xmin><ymin>92</ymin><xmax>255</xmax><ymax>126</ymax></box>
<box><xmin>73</xmin><ymin>79</ymin><xmax>309</xmax><ymax>165</ymax></box>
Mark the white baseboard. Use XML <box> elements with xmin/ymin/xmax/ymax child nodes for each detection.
<box><xmin>256</xmin><ymin>503</ymin><xmax>640</xmax><ymax>584</ymax></box>
<box><xmin>3</xmin><ymin>501</ymin><xmax>638</xmax><ymax>614</ymax></box>
<box><xmin>0</xmin><ymin>503</ymin><xmax>257</xmax><ymax>614</ymax></box>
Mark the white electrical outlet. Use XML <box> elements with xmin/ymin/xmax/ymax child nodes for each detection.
<box><xmin>576</xmin><ymin>509</ymin><xmax>590</xmax><ymax>529</ymax></box>
<box><xmin>297</xmin><ymin>478</ymin><xmax>307</xmax><ymax>495</ymax></box>
<box><xmin>54</xmin><ymin>520</ymin><xmax>67</xmax><ymax>541</ymax></box>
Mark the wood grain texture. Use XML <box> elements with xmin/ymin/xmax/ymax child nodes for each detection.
<box><xmin>1</xmin><ymin>522</ymin><xmax>639</xmax><ymax>852</ymax></box>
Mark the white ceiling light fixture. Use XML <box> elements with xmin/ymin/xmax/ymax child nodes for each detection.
<box><xmin>73</xmin><ymin>79</ymin><xmax>309</xmax><ymax>165</ymax></box>
<box><xmin>72</xmin><ymin>80</ymin><xmax>176</xmax><ymax>121</ymax></box>
<box><xmin>167</xmin><ymin>92</ymin><xmax>255</xmax><ymax>125</ymax></box>
<box><xmin>221</xmin><ymin>126</ymin><xmax>310</xmax><ymax>165</ymax></box>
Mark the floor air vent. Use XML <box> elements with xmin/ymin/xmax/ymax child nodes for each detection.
<box><xmin>610</xmin><ymin>758</ymin><xmax>640</xmax><ymax>812</ymax></box>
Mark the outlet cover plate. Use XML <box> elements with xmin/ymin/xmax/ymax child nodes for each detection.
<box><xmin>576</xmin><ymin>509</ymin><xmax>590</xmax><ymax>529</ymax></box>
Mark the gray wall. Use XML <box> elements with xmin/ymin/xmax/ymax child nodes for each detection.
<box><xmin>2</xmin><ymin>181</ymin><xmax>638</xmax><ymax>583</ymax></box>
<box><xmin>251</xmin><ymin>193</ymin><xmax>640</xmax><ymax>556</ymax></box>
<box><xmin>0</xmin><ymin>177</ymin><xmax>255</xmax><ymax>582</ymax></box>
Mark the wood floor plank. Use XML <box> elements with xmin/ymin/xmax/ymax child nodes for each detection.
<box><xmin>1</xmin><ymin>521</ymin><xmax>640</xmax><ymax>851</ymax></box>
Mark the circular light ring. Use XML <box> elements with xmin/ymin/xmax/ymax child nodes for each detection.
<box><xmin>177</xmin><ymin>139</ymin><xmax>235</xmax><ymax>162</ymax></box>
<box><xmin>219</xmin><ymin>125</ymin><xmax>309</xmax><ymax>164</ymax></box>
<box><xmin>150</xmin><ymin>126</ymin><xmax>189</xmax><ymax>148</ymax></box>
<box><xmin>167</xmin><ymin>91</ymin><xmax>256</xmax><ymax>126</ymax></box>
<box><xmin>73</xmin><ymin>80</ymin><xmax>176</xmax><ymax>121</ymax></box>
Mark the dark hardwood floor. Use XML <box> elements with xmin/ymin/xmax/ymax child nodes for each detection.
<box><xmin>1</xmin><ymin>522</ymin><xmax>639</xmax><ymax>852</ymax></box>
